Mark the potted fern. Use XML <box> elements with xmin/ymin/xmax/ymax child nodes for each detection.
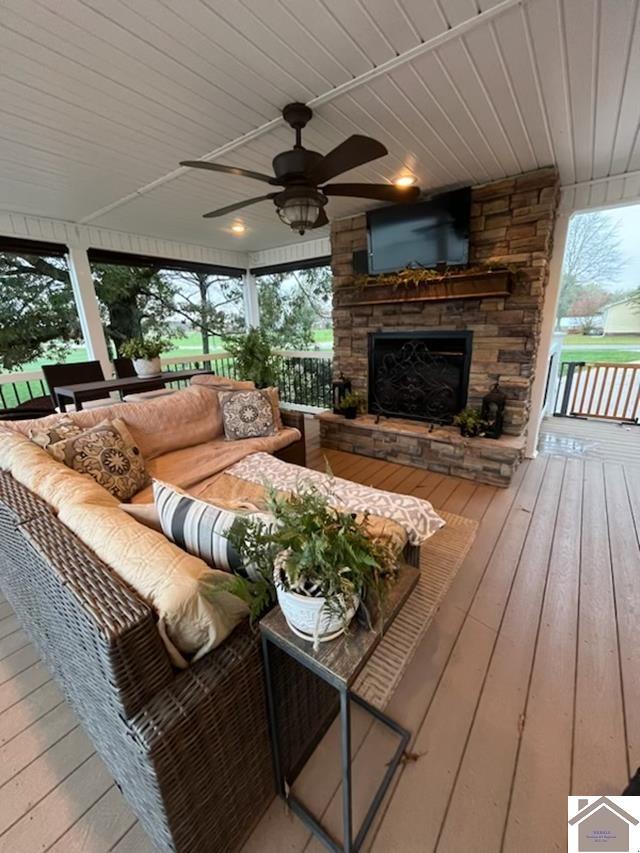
<box><xmin>224</xmin><ymin>485</ymin><xmax>398</xmax><ymax>647</ymax></box>
<box><xmin>121</xmin><ymin>336</ymin><xmax>170</xmax><ymax>378</ymax></box>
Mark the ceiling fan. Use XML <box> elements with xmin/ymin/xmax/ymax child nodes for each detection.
<box><xmin>180</xmin><ymin>102</ymin><xmax>420</xmax><ymax>235</ymax></box>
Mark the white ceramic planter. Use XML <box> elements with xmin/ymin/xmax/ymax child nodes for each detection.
<box><xmin>275</xmin><ymin>585</ymin><xmax>359</xmax><ymax>645</ymax></box>
<box><xmin>132</xmin><ymin>356</ymin><xmax>162</xmax><ymax>378</ymax></box>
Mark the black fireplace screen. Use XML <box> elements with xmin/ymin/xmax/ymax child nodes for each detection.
<box><xmin>368</xmin><ymin>331</ymin><xmax>473</xmax><ymax>424</ymax></box>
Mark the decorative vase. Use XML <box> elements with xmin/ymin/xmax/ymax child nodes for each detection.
<box><xmin>132</xmin><ymin>357</ymin><xmax>162</xmax><ymax>378</ymax></box>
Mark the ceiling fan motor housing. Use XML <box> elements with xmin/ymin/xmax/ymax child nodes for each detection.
<box><xmin>272</xmin><ymin>148</ymin><xmax>323</xmax><ymax>182</ymax></box>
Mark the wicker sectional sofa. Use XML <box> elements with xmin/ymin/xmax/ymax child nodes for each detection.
<box><xmin>0</xmin><ymin>459</ymin><xmax>335</xmax><ymax>853</ymax></box>
<box><xmin>0</xmin><ymin>382</ymin><xmax>422</xmax><ymax>851</ymax></box>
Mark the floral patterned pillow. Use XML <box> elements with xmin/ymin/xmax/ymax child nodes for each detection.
<box><xmin>48</xmin><ymin>418</ymin><xmax>148</xmax><ymax>500</ymax></box>
<box><xmin>218</xmin><ymin>389</ymin><xmax>276</xmax><ymax>440</ymax></box>
<box><xmin>30</xmin><ymin>417</ymin><xmax>83</xmax><ymax>451</ymax></box>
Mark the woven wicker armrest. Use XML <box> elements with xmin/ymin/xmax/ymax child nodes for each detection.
<box><xmin>20</xmin><ymin>511</ymin><xmax>174</xmax><ymax>718</ymax></box>
<box><xmin>0</xmin><ymin>473</ymin><xmax>174</xmax><ymax>720</ymax></box>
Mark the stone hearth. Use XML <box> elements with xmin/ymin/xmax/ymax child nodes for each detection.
<box><xmin>326</xmin><ymin>167</ymin><xmax>560</xmax><ymax>486</ymax></box>
<box><xmin>319</xmin><ymin>413</ymin><xmax>525</xmax><ymax>487</ymax></box>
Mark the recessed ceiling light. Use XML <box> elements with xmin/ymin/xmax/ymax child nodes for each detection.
<box><xmin>394</xmin><ymin>174</ymin><xmax>417</xmax><ymax>187</ymax></box>
<box><xmin>230</xmin><ymin>222</ymin><xmax>246</xmax><ymax>234</ymax></box>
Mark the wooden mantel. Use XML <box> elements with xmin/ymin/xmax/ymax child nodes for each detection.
<box><xmin>337</xmin><ymin>269</ymin><xmax>512</xmax><ymax>307</ymax></box>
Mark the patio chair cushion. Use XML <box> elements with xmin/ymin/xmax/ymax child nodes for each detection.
<box><xmin>219</xmin><ymin>389</ymin><xmax>277</xmax><ymax>440</ymax></box>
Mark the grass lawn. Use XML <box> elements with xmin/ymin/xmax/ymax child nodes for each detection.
<box><xmin>562</xmin><ymin>333</ymin><xmax>640</xmax><ymax>346</ymax></box>
<box><xmin>561</xmin><ymin>348</ymin><xmax>640</xmax><ymax>364</ymax></box>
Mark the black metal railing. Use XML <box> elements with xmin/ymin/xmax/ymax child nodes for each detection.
<box><xmin>1</xmin><ymin>352</ymin><xmax>333</xmax><ymax>415</ymax></box>
<box><xmin>0</xmin><ymin>377</ymin><xmax>49</xmax><ymax>410</ymax></box>
<box><xmin>275</xmin><ymin>355</ymin><xmax>332</xmax><ymax>409</ymax></box>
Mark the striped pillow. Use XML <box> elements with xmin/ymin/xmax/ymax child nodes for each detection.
<box><xmin>153</xmin><ymin>480</ymin><xmax>271</xmax><ymax>579</ymax></box>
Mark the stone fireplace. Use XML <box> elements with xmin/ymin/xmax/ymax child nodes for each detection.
<box><xmin>319</xmin><ymin>167</ymin><xmax>560</xmax><ymax>487</ymax></box>
<box><xmin>368</xmin><ymin>331</ymin><xmax>472</xmax><ymax>424</ymax></box>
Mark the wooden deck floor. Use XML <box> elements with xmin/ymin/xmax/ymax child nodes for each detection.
<box><xmin>1</xmin><ymin>438</ymin><xmax>639</xmax><ymax>852</ymax></box>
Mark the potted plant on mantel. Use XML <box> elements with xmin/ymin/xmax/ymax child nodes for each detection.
<box><xmin>338</xmin><ymin>391</ymin><xmax>364</xmax><ymax>420</ymax></box>
<box><xmin>223</xmin><ymin>486</ymin><xmax>398</xmax><ymax>648</ymax></box>
<box><xmin>453</xmin><ymin>407</ymin><xmax>487</xmax><ymax>438</ymax></box>
<box><xmin>121</xmin><ymin>336</ymin><xmax>170</xmax><ymax>378</ymax></box>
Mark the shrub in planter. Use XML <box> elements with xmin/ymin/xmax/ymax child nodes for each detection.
<box><xmin>338</xmin><ymin>391</ymin><xmax>364</xmax><ymax>420</ymax></box>
<box><xmin>220</xmin><ymin>485</ymin><xmax>398</xmax><ymax>648</ymax></box>
<box><xmin>453</xmin><ymin>407</ymin><xmax>486</xmax><ymax>438</ymax></box>
<box><xmin>121</xmin><ymin>337</ymin><xmax>169</xmax><ymax>378</ymax></box>
<box><xmin>222</xmin><ymin>328</ymin><xmax>280</xmax><ymax>388</ymax></box>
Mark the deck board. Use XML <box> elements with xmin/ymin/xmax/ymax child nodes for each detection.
<box><xmin>1</xmin><ymin>430</ymin><xmax>638</xmax><ymax>853</ymax></box>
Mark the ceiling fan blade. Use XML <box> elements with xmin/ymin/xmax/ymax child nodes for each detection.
<box><xmin>312</xmin><ymin>208</ymin><xmax>329</xmax><ymax>228</ymax></box>
<box><xmin>323</xmin><ymin>183</ymin><xmax>420</xmax><ymax>202</ymax></box>
<box><xmin>202</xmin><ymin>194</ymin><xmax>277</xmax><ymax>218</ymax></box>
<box><xmin>180</xmin><ymin>161</ymin><xmax>279</xmax><ymax>185</ymax></box>
<box><xmin>307</xmin><ymin>136</ymin><xmax>388</xmax><ymax>184</ymax></box>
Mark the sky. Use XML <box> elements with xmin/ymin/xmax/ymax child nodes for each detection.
<box><xmin>600</xmin><ymin>203</ymin><xmax>640</xmax><ymax>292</ymax></box>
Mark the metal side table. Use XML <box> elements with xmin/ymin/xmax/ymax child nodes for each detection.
<box><xmin>260</xmin><ymin>564</ymin><xmax>419</xmax><ymax>853</ymax></box>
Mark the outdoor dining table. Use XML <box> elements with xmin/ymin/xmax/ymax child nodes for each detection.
<box><xmin>53</xmin><ymin>368</ymin><xmax>214</xmax><ymax>411</ymax></box>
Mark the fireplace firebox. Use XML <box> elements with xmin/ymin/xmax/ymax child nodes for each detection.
<box><xmin>368</xmin><ymin>331</ymin><xmax>473</xmax><ymax>424</ymax></box>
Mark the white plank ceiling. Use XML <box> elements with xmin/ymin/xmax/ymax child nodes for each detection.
<box><xmin>1</xmin><ymin>0</ymin><xmax>639</xmax><ymax>253</ymax></box>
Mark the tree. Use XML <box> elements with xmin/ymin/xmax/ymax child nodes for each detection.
<box><xmin>0</xmin><ymin>254</ymin><xmax>178</xmax><ymax>370</ymax></box>
<box><xmin>256</xmin><ymin>266</ymin><xmax>332</xmax><ymax>349</ymax></box>
<box><xmin>568</xmin><ymin>283</ymin><xmax>610</xmax><ymax>317</ymax></box>
<box><xmin>0</xmin><ymin>253</ymin><xmax>80</xmax><ymax>370</ymax></box>
<box><xmin>92</xmin><ymin>264</ymin><xmax>177</xmax><ymax>355</ymax></box>
<box><xmin>156</xmin><ymin>271</ymin><xmax>245</xmax><ymax>353</ymax></box>
<box><xmin>557</xmin><ymin>212</ymin><xmax>626</xmax><ymax>320</ymax></box>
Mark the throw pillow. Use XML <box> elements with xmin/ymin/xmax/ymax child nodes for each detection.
<box><xmin>30</xmin><ymin>417</ymin><xmax>83</xmax><ymax>451</ymax></box>
<box><xmin>218</xmin><ymin>389</ymin><xmax>276</xmax><ymax>440</ymax></box>
<box><xmin>153</xmin><ymin>479</ymin><xmax>272</xmax><ymax>579</ymax></box>
<box><xmin>49</xmin><ymin>418</ymin><xmax>148</xmax><ymax>501</ymax></box>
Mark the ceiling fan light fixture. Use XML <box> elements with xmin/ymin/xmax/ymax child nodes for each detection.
<box><xmin>394</xmin><ymin>174</ymin><xmax>417</xmax><ymax>187</ymax></box>
<box><xmin>230</xmin><ymin>222</ymin><xmax>246</xmax><ymax>234</ymax></box>
<box><xmin>277</xmin><ymin>191</ymin><xmax>323</xmax><ymax>235</ymax></box>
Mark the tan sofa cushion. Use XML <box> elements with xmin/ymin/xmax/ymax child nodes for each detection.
<box><xmin>3</xmin><ymin>385</ymin><xmax>223</xmax><ymax>460</ymax></box>
<box><xmin>130</xmin><ymin>427</ymin><xmax>301</xmax><ymax>503</ymax></box>
<box><xmin>0</xmin><ymin>428</ymin><xmax>248</xmax><ymax>666</ymax></box>
<box><xmin>190</xmin><ymin>374</ymin><xmax>255</xmax><ymax>391</ymax></box>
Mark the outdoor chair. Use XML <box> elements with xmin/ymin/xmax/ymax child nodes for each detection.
<box><xmin>113</xmin><ymin>357</ymin><xmax>176</xmax><ymax>403</ymax></box>
<box><xmin>42</xmin><ymin>360</ymin><xmax>114</xmax><ymax>411</ymax></box>
<box><xmin>0</xmin><ymin>394</ymin><xmax>56</xmax><ymax>421</ymax></box>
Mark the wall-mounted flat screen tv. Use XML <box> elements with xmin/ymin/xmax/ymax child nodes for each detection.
<box><xmin>366</xmin><ymin>186</ymin><xmax>471</xmax><ymax>274</ymax></box>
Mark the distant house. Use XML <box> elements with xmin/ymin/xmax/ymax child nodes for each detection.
<box><xmin>602</xmin><ymin>296</ymin><xmax>640</xmax><ymax>334</ymax></box>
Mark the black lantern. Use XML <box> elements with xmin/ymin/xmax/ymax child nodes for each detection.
<box><xmin>332</xmin><ymin>373</ymin><xmax>352</xmax><ymax>414</ymax></box>
<box><xmin>481</xmin><ymin>382</ymin><xmax>506</xmax><ymax>439</ymax></box>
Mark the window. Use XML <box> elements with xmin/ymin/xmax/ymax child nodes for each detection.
<box><xmin>0</xmin><ymin>242</ymin><xmax>87</xmax><ymax>407</ymax></box>
<box><xmin>254</xmin><ymin>264</ymin><xmax>333</xmax><ymax>350</ymax></box>
<box><xmin>86</xmin><ymin>251</ymin><xmax>245</xmax><ymax>359</ymax></box>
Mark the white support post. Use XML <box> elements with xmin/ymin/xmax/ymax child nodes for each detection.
<box><xmin>243</xmin><ymin>270</ymin><xmax>260</xmax><ymax>329</ymax></box>
<box><xmin>525</xmin><ymin>211</ymin><xmax>571</xmax><ymax>458</ymax></box>
<box><xmin>66</xmin><ymin>245</ymin><xmax>113</xmax><ymax>379</ymax></box>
